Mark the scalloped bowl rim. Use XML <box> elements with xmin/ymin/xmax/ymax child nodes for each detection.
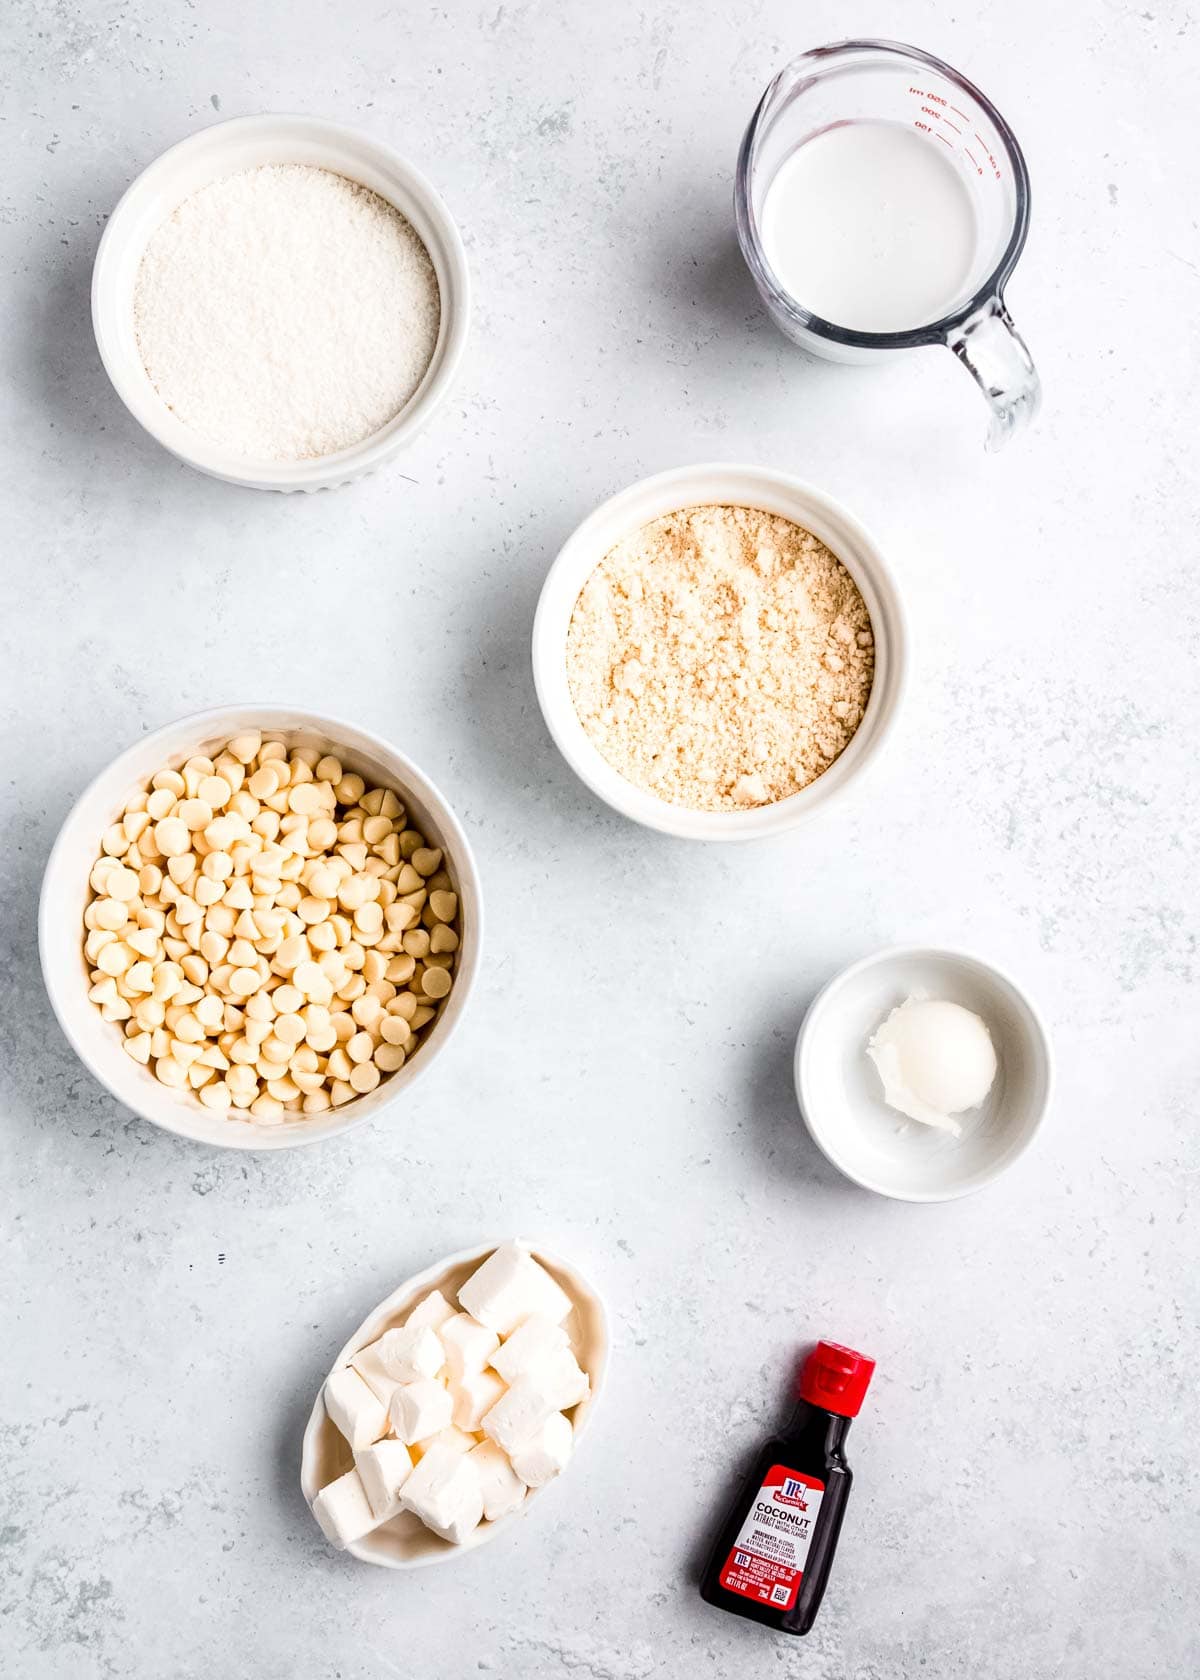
<box><xmin>91</xmin><ymin>113</ymin><xmax>471</xmax><ymax>492</ymax></box>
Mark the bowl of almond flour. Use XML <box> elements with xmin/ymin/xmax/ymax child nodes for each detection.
<box><xmin>92</xmin><ymin>116</ymin><xmax>470</xmax><ymax>491</ymax></box>
<box><xmin>533</xmin><ymin>465</ymin><xmax>907</xmax><ymax>839</ymax></box>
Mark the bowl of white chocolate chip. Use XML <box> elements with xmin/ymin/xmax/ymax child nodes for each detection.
<box><xmin>39</xmin><ymin>705</ymin><xmax>481</xmax><ymax>1149</ymax></box>
<box><xmin>301</xmin><ymin>1240</ymin><xmax>608</xmax><ymax>1567</ymax></box>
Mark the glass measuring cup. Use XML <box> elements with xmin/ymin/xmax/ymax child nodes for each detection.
<box><xmin>735</xmin><ymin>40</ymin><xmax>1040</xmax><ymax>449</ymax></box>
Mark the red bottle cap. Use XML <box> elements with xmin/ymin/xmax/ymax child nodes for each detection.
<box><xmin>797</xmin><ymin>1341</ymin><xmax>876</xmax><ymax>1417</ymax></box>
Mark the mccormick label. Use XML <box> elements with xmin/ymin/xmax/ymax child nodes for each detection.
<box><xmin>718</xmin><ymin>1465</ymin><xmax>825</xmax><ymax>1612</ymax></box>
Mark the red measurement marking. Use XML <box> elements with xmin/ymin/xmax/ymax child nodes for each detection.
<box><xmin>950</xmin><ymin>105</ymin><xmax>968</xmax><ymax>120</ymax></box>
<box><xmin>909</xmin><ymin>86</ymin><xmax>947</xmax><ymax>103</ymax></box>
<box><xmin>964</xmin><ymin>146</ymin><xmax>983</xmax><ymax>174</ymax></box>
<box><xmin>935</xmin><ymin>132</ymin><xmax>954</xmax><ymax>147</ymax></box>
<box><xmin>972</xmin><ymin>132</ymin><xmax>1003</xmax><ymax>180</ymax></box>
<box><xmin>943</xmin><ymin>119</ymin><xmax>962</xmax><ymax>134</ymax></box>
<box><xmin>914</xmin><ymin>119</ymin><xmax>933</xmax><ymax>132</ymax></box>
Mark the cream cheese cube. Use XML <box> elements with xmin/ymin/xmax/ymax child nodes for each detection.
<box><xmin>538</xmin><ymin>1348</ymin><xmax>590</xmax><ymax>1410</ymax></box>
<box><xmin>377</xmin><ymin>1323</ymin><xmax>445</xmax><ymax>1383</ymax></box>
<box><xmin>311</xmin><ymin>1467</ymin><xmax>379</xmax><ymax>1548</ymax></box>
<box><xmin>324</xmin><ymin>1365</ymin><xmax>389</xmax><ymax>1450</ymax></box>
<box><xmin>420</xmin><ymin>1424</ymin><xmax>476</xmax><ymax>1458</ymax></box>
<box><xmin>457</xmin><ymin>1242</ymin><xmax>572</xmax><ymax>1336</ymax></box>
<box><xmin>355</xmin><ymin>1439</ymin><xmax>414</xmax><ymax>1521</ymax></box>
<box><xmin>468</xmin><ymin>1438</ymin><xmax>528</xmax><ymax>1521</ymax></box>
<box><xmin>510</xmin><ymin>1412</ymin><xmax>573</xmax><ymax>1489</ymax></box>
<box><xmin>480</xmin><ymin>1372</ymin><xmax>558</xmax><ymax>1455</ymax></box>
<box><xmin>351</xmin><ymin>1338</ymin><xmax>401</xmax><ymax>1409</ymax></box>
<box><xmin>452</xmin><ymin>1368</ymin><xmax>506</xmax><ymax>1432</ymax></box>
<box><xmin>427</xmin><ymin>1487</ymin><xmax>483</xmax><ymax>1544</ymax></box>
<box><xmin>440</xmin><ymin>1312</ymin><xmax>499</xmax><ymax>1385</ymax></box>
<box><xmin>404</xmin><ymin>1288</ymin><xmax>455</xmax><ymax>1332</ymax></box>
<box><xmin>400</xmin><ymin>1441</ymin><xmax>484</xmax><ymax>1545</ymax></box>
<box><xmin>431</xmin><ymin>1505</ymin><xmax>483</xmax><ymax>1545</ymax></box>
<box><xmin>491</xmin><ymin>1314</ymin><xmax>570</xmax><ymax>1385</ymax></box>
<box><xmin>389</xmin><ymin>1378</ymin><xmax>453</xmax><ymax>1446</ymax></box>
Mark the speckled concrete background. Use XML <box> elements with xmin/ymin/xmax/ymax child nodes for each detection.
<box><xmin>2</xmin><ymin>2</ymin><xmax>1198</xmax><ymax>1676</ymax></box>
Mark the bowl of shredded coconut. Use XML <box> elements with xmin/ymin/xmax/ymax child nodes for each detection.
<box><xmin>92</xmin><ymin>115</ymin><xmax>470</xmax><ymax>491</ymax></box>
<box><xmin>533</xmin><ymin>465</ymin><xmax>907</xmax><ymax>839</ymax></box>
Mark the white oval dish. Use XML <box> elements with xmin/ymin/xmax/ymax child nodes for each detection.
<box><xmin>39</xmin><ymin>704</ymin><xmax>482</xmax><ymax>1151</ymax></box>
<box><xmin>92</xmin><ymin>114</ymin><xmax>471</xmax><ymax>492</ymax></box>
<box><xmin>794</xmin><ymin>945</ymin><xmax>1053</xmax><ymax>1201</ymax></box>
<box><xmin>300</xmin><ymin>1241</ymin><xmax>608</xmax><ymax>1568</ymax></box>
<box><xmin>531</xmin><ymin>463</ymin><xmax>907</xmax><ymax>840</ymax></box>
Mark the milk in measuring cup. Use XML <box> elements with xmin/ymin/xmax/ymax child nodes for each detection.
<box><xmin>761</xmin><ymin>121</ymin><xmax>977</xmax><ymax>333</ymax></box>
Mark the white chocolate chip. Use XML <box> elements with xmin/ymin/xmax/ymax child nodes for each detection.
<box><xmin>83</xmin><ymin>734</ymin><xmax>461</xmax><ymax>1125</ymax></box>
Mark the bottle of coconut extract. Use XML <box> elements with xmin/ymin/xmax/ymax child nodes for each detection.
<box><xmin>700</xmin><ymin>1341</ymin><xmax>875</xmax><ymax>1635</ymax></box>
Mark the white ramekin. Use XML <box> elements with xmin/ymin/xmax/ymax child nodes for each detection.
<box><xmin>39</xmin><ymin>706</ymin><xmax>483</xmax><ymax>1151</ymax></box>
<box><xmin>300</xmin><ymin>1240</ymin><xmax>608</xmax><ymax>1568</ymax></box>
<box><xmin>532</xmin><ymin>464</ymin><xmax>908</xmax><ymax>840</ymax></box>
<box><xmin>92</xmin><ymin>115</ymin><xmax>471</xmax><ymax>492</ymax></box>
<box><xmin>794</xmin><ymin>945</ymin><xmax>1053</xmax><ymax>1202</ymax></box>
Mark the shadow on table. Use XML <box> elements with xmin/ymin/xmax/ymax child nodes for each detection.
<box><xmin>745</xmin><ymin>998</ymin><xmax>858</xmax><ymax>1197</ymax></box>
<box><xmin>271</xmin><ymin>1348</ymin><xmax>333</xmax><ymax>1544</ymax></box>
<box><xmin>18</xmin><ymin>219</ymin><xmax>170</xmax><ymax>483</ymax></box>
<box><xmin>456</xmin><ymin>524</ymin><xmax>633</xmax><ymax>847</ymax></box>
<box><xmin>680</xmin><ymin>226</ymin><xmax>772</xmax><ymax>342</ymax></box>
<box><xmin>0</xmin><ymin>790</ymin><xmax>139</xmax><ymax>1155</ymax></box>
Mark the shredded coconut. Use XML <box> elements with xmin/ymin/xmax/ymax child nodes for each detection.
<box><xmin>133</xmin><ymin>164</ymin><xmax>440</xmax><ymax>460</ymax></box>
<box><xmin>565</xmin><ymin>503</ymin><xmax>874</xmax><ymax>811</ymax></box>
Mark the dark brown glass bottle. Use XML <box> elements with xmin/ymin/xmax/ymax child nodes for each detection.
<box><xmin>699</xmin><ymin>1340</ymin><xmax>875</xmax><ymax>1636</ymax></box>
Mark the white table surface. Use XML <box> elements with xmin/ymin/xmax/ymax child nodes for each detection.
<box><xmin>2</xmin><ymin>2</ymin><xmax>1198</xmax><ymax>1675</ymax></box>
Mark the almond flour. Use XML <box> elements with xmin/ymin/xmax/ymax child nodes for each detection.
<box><xmin>565</xmin><ymin>503</ymin><xmax>874</xmax><ymax>811</ymax></box>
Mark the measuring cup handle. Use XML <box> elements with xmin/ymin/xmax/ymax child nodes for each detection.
<box><xmin>948</xmin><ymin>297</ymin><xmax>1041</xmax><ymax>450</ymax></box>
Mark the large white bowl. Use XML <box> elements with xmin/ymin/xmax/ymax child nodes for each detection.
<box><xmin>39</xmin><ymin>705</ymin><xmax>482</xmax><ymax>1150</ymax></box>
<box><xmin>300</xmin><ymin>1241</ymin><xmax>608</xmax><ymax>1568</ymax></box>
<box><xmin>532</xmin><ymin>464</ymin><xmax>907</xmax><ymax>840</ymax></box>
<box><xmin>794</xmin><ymin>946</ymin><xmax>1053</xmax><ymax>1201</ymax></box>
<box><xmin>92</xmin><ymin>114</ymin><xmax>471</xmax><ymax>492</ymax></box>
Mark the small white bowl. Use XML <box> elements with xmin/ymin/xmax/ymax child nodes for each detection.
<box><xmin>92</xmin><ymin>114</ymin><xmax>471</xmax><ymax>492</ymax></box>
<box><xmin>794</xmin><ymin>946</ymin><xmax>1052</xmax><ymax>1201</ymax></box>
<box><xmin>300</xmin><ymin>1240</ymin><xmax>608</xmax><ymax>1568</ymax></box>
<box><xmin>39</xmin><ymin>705</ymin><xmax>482</xmax><ymax>1151</ymax></box>
<box><xmin>532</xmin><ymin>464</ymin><xmax>907</xmax><ymax>840</ymax></box>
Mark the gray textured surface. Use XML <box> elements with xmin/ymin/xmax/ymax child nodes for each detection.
<box><xmin>2</xmin><ymin>2</ymin><xmax>1198</xmax><ymax>1676</ymax></box>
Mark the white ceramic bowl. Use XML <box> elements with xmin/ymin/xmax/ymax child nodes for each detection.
<box><xmin>300</xmin><ymin>1240</ymin><xmax>608</xmax><ymax>1568</ymax></box>
<box><xmin>39</xmin><ymin>705</ymin><xmax>482</xmax><ymax>1151</ymax></box>
<box><xmin>92</xmin><ymin>114</ymin><xmax>471</xmax><ymax>492</ymax></box>
<box><xmin>532</xmin><ymin>464</ymin><xmax>907</xmax><ymax>839</ymax></box>
<box><xmin>794</xmin><ymin>946</ymin><xmax>1053</xmax><ymax>1201</ymax></box>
